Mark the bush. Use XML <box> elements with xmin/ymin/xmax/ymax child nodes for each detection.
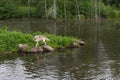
<box><xmin>0</xmin><ymin>0</ymin><xmax>18</xmax><ymax>19</ymax></box>
<box><xmin>101</xmin><ymin>3</ymin><xmax>120</xmax><ymax>18</ymax></box>
<box><xmin>16</xmin><ymin>6</ymin><xmax>37</xmax><ymax>18</ymax></box>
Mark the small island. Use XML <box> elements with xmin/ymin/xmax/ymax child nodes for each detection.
<box><xmin>0</xmin><ymin>27</ymin><xmax>85</xmax><ymax>54</ymax></box>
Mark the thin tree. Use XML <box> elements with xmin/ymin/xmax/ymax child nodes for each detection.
<box><xmin>28</xmin><ymin>0</ymin><xmax>31</xmax><ymax>18</ymax></box>
<box><xmin>75</xmin><ymin>0</ymin><xmax>80</xmax><ymax>22</ymax></box>
<box><xmin>45</xmin><ymin>0</ymin><xmax>48</xmax><ymax>21</ymax></box>
<box><xmin>53</xmin><ymin>0</ymin><xmax>57</xmax><ymax>20</ymax></box>
<box><xmin>47</xmin><ymin>0</ymin><xmax>57</xmax><ymax>20</ymax></box>
<box><xmin>27</xmin><ymin>0</ymin><xmax>31</xmax><ymax>32</ymax></box>
<box><xmin>64</xmin><ymin>0</ymin><xmax>67</xmax><ymax>21</ymax></box>
<box><xmin>94</xmin><ymin>0</ymin><xmax>98</xmax><ymax>22</ymax></box>
<box><xmin>98</xmin><ymin>0</ymin><xmax>101</xmax><ymax>20</ymax></box>
<box><xmin>53</xmin><ymin>0</ymin><xmax>57</xmax><ymax>34</ymax></box>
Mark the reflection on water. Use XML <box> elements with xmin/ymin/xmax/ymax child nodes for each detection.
<box><xmin>0</xmin><ymin>19</ymin><xmax>120</xmax><ymax>80</ymax></box>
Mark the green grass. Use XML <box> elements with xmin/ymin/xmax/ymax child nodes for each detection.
<box><xmin>0</xmin><ymin>27</ymin><xmax>79</xmax><ymax>54</ymax></box>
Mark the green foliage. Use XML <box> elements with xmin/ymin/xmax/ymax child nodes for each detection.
<box><xmin>79</xmin><ymin>1</ymin><xmax>94</xmax><ymax>18</ymax></box>
<box><xmin>0</xmin><ymin>26</ymin><xmax>78</xmax><ymax>53</ymax></box>
<box><xmin>0</xmin><ymin>0</ymin><xmax>18</xmax><ymax>19</ymax></box>
<box><xmin>16</xmin><ymin>6</ymin><xmax>36</xmax><ymax>18</ymax></box>
<box><xmin>0</xmin><ymin>0</ymin><xmax>119</xmax><ymax>19</ymax></box>
<box><xmin>102</xmin><ymin>0</ymin><xmax>120</xmax><ymax>8</ymax></box>
<box><xmin>100</xmin><ymin>2</ymin><xmax>120</xmax><ymax>18</ymax></box>
<box><xmin>0</xmin><ymin>27</ymin><xmax>34</xmax><ymax>53</ymax></box>
<box><xmin>45</xmin><ymin>34</ymin><xmax>77</xmax><ymax>48</ymax></box>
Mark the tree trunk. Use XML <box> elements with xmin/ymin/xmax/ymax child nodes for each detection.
<box><xmin>45</xmin><ymin>0</ymin><xmax>48</xmax><ymax>21</ymax></box>
<box><xmin>75</xmin><ymin>0</ymin><xmax>80</xmax><ymax>22</ymax></box>
<box><xmin>98</xmin><ymin>0</ymin><xmax>101</xmax><ymax>19</ymax></box>
<box><xmin>64</xmin><ymin>0</ymin><xmax>66</xmax><ymax>21</ymax></box>
<box><xmin>28</xmin><ymin>0</ymin><xmax>31</xmax><ymax>18</ymax></box>
<box><xmin>94</xmin><ymin>0</ymin><xmax>98</xmax><ymax>22</ymax></box>
<box><xmin>53</xmin><ymin>0</ymin><xmax>57</xmax><ymax>20</ymax></box>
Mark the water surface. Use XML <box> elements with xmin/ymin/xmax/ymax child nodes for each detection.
<box><xmin>0</xmin><ymin>19</ymin><xmax>120</xmax><ymax>80</ymax></box>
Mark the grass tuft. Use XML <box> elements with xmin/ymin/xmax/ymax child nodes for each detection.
<box><xmin>0</xmin><ymin>27</ymin><xmax>79</xmax><ymax>54</ymax></box>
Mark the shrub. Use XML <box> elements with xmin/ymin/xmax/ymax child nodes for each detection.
<box><xmin>16</xmin><ymin>6</ymin><xmax>36</xmax><ymax>18</ymax></box>
<box><xmin>101</xmin><ymin>3</ymin><xmax>120</xmax><ymax>18</ymax></box>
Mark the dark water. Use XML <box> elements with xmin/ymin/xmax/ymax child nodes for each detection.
<box><xmin>0</xmin><ymin>19</ymin><xmax>120</xmax><ymax>80</ymax></box>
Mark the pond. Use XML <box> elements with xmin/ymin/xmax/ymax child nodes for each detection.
<box><xmin>0</xmin><ymin>19</ymin><xmax>120</xmax><ymax>80</ymax></box>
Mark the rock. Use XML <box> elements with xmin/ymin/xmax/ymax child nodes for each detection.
<box><xmin>31</xmin><ymin>46</ymin><xmax>43</xmax><ymax>53</ymax></box>
<box><xmin>68</xmin><ymin>42</ymin><xmax>80</xmax><ymax>48</ymax></box>
<box><xmin>79</xmin><ymin>41</ymin><xmax>85</xmax><ymax>45</ymax></box>
<box><xmin>76</xmin><ymin>40</ymin><xmax>85</xmax><ymax>46</ymax></box>
<box><xmin>73</xmin><ymin>42</ymin><xmax>80</xmax><ymax>47</ymax></box>
<box><xmin>18</xmin><ymin>44</ymin><xmax>28</xmax><ymax>52</ymax></box>
<box><xmin>42</xmin><ymin>45</ymin><xmax>55</xmax><ymax>52</ymax></box>
<box><xmin>68</xmin><ymin>40</ymin><xmax>85</xmax><ymax>48</ymax></box>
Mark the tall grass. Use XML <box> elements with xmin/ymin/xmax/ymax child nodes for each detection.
<box><xmin>0</xmin><ymin>27</ymin><xmax>78</xmax><ymax>54</ymax></box>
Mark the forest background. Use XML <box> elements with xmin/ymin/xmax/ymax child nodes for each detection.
<box><xmin>0</xmin><ymin>0</ymin><xmax>120</xmax><ymax>20</ymax></box>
